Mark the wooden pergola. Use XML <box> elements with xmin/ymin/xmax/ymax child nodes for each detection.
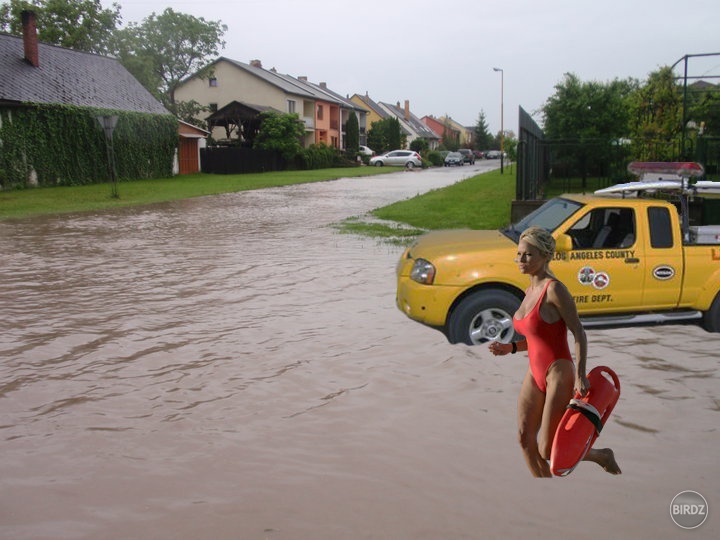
<box><xmin>206</xmin><ymin>101</ymin><xmax>281</xmax><ymax>145</ymax></box>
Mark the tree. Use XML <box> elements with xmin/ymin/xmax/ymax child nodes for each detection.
<box><xmin>503</xmin><ymin>132</ymin><xmax>518</xmax><ymax>162</ymax></box>
<box><xmin>0</xmin><ymin>0</ymin><xmax>121</xmax><ymax>54</ymax></box>
<box><xmin>386</xmin><ymin>117</ymin><xmax>402</xmax><ymax>150</ymax></box>
<box><xmin>690</xmin><ymin>85</ymin><xmax>720</xmax><ymax>137</ymax></box>
<box><xmin>474</xmin><ymin>110</ymin><xmax>493</xmax><ymax>150</ymax></box>
<box><xmin>542</xmin><ymin>72</ymin><xmax>636</xmax><ymax>141</ymax></box>
<box><xmin>627</xmin><ymin>67</ymin><xmax>684</xmax><ymax>160</ymax></box>
<box><xmin>542</xmin><ymin>72</ymin><xmax>637</xmax><ymax>179</ymax></box>
<box><xmin>174</xmin><ymin>100</ymin><xmax>210</xmax><ymax>130</ymax></box>
<box><xmin>114</xmin><ymin>8</ymin><xmax>226</xmax><ymax>114</ymax></box>
<box><xmin>410</xmin><ymin>138</ymin><xmax>429</xmax><ymax>153</ymax></box>
<box><xmin>367</xmin><ymin>117</ymin><xmax>403</xmax><ymax>154</ymax></box>
<box><xmin>253</xmin><ymin>112</ymin><xmax>304</xmax><ymax>161</ymax></box>
<box><xmin>440</xmin><ymin>117</ymin><xmax>459</xmax><ymax>150</ymax></box>
<box><xmin>345</xmin><ymin>112</ymin><xmax>359</xmax><ymax>153</ymax></box>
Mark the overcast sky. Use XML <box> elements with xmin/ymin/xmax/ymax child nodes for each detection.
<box><xmin>111</xmin><ymin>0</ymin><xmax>720</xmax><ymax>134</ymax></box>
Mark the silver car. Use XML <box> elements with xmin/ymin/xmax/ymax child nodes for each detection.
<box><xmin>369</xmin><ymin>150</ymin><xmax>422</xmax><ymax>168</ymax></box>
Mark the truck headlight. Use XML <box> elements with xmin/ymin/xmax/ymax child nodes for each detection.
<box><xmin>410</xmin><ymin>258</ymin><xmax>436</xmax><ymax>284</ymax></box>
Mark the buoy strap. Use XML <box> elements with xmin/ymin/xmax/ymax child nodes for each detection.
<box><xmin>567</xmin><ymin>398</ymin><xmax>604</xmax><ymax>434</ymax></box>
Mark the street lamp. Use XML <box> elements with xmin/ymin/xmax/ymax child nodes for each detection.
<box><xmin>97</xmin><ymin>115</ymin><xmax>119</xmax><ymax>198</ymax></box>
<box><xmin>493</xmin><ymin>67</ymin><xmax>504</xmax><ymax>174</ymax></box>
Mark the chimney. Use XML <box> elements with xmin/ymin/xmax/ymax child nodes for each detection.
<box><xmin>250</xmin><ymin>59</ymin><xmax>262</xmax><ymax>68</ymax></box>
<box><xmin>319</xmin><ymin>82</ymin><xmax>327</xmax><ymax>89</ymax></box>
<box><xmin>21</xmin><ymin>10</ymin><xmax>39</xmax><ymax>67</ymax></box>
<box><xmin>404</xmin><ymin>100</ymin><xmax>410</xmax><ymax>120</ymax></box>
<box><xmin>298</xmin><ymin>76</ymin><xmax>307</xmax><ymax>81</ymax></box>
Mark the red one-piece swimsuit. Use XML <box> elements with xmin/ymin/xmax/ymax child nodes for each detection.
<box><xmin>513</xmin><ymin>280</ymin><xmax>573</xmax><ymax>392</ymax></box>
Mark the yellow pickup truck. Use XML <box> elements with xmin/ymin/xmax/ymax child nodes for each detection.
<box><xmin>396</xmin><ymin>162</ymin><xmax>720</xmax><ymax>344</ymax></box>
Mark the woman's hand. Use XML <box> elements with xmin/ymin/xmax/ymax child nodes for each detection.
<box><xmin>488</xmin><ymin>341</ymin><xmax>510</xmax><ymax>356</ymax></box>
<box><xmin>574</xmin><ymin>374</ymin><xmax>590</xmax><ymax>396</ymax></box>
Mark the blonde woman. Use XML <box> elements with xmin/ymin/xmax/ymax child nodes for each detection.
<box><xmin>489</xmin><ymin>226</ymin><xmax>621</xmax><ymax>477</ymax></box>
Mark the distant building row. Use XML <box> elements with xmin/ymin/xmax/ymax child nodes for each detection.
<box><xmin>0</xmin><ymin>10</ymin><xmax>476</xmax><ymax>188</ymax></box>
<box><xmin>175</xmin><ymin>57</ymin><xmax>475</xmax><ymax>150</ymax></box>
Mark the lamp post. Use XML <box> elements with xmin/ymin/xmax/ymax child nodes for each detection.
<box><xmin>97</xmin><ymin>115</ymin><xmax>119</xmax><ymax>198</ymax></box>
<box><xmin>493</xmin><ymin>67</ymin><xmax>504</xmax><ymax>174</ymax></box>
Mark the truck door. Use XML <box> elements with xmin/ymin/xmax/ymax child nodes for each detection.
<box><xmin>552</xmin><ymin>206</ymin><xmax>644</xmax><ymax>313</ymax></box>
<box><xmin>641</xmin><ymin>205</ymin><xmax>683</xmax><ymax>308</ymax></box>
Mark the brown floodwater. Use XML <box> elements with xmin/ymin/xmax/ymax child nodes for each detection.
<box><xmin>2</xmin><ymin>164</ymin><xmax>718</xmax><ymax>540</ymax></box>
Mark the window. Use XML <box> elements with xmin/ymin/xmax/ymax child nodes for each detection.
<box><xmin>567</xmin><ymin>207</ymin><xmax>635</xmax><ymax>249</ymax></box>
<box><xmin>209</xmin><ymin>77</ymin><xmax>218</xmax><ymax>87</ymax></box>
<box><xmin>287</xmin><ymin>100</ymin><xmax>296</xmax><ymax>114</ymax></box>
<box><xmin>317</xmin><ymin>105</ymin><xmax>324</xmax><ymax>120</ymax></box>
<box><xmin>648</xmin><ymin>207</ymin><xmax>673</xmax><ymax>248</ymax></box>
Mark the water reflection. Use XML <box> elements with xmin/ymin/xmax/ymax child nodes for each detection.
<box><xmin>2</xmin><ymin>165</ymin><xmax>718</xmax><ymax>540</ymax></box>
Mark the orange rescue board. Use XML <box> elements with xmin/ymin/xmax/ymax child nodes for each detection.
<box><xmin>550</xmin><ymin>366</ymin><xmax>620</xmax><ymax>477</ymax></box>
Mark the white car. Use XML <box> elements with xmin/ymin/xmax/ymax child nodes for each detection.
<box><xmin>358</xmin><ymin>145</ymin><xmax>374</xmax><ymax>156</ymax></box>
<box><xmin>369</xmin><ymin>150</ymin><xmax>422</xmax><ymax>169</ymax></box>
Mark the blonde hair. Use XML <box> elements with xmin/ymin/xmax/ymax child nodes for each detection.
<box><xmin>520</xmin><ymin>226</ymin><xmax>555</xmax><ymax>260</ymax></box>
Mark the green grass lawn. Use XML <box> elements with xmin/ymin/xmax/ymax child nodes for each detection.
<box><xmin>0</xmin><ymin>167</ymin><xmax>399</xmax><ymax>220</ymax></box>
<box><xmin>333</xmin><ymin>168</ymin><xmax>516</xmax><ymax>242</ymax></box>
<box><xmin>3</xmin><ymin>165</ymin><xmax>609</xmax><ymax>244</ymax></box>
<box><xmin>372</xmin><ymin>168</ymin><xmax>515</xmax><ymax>230</ymax></box>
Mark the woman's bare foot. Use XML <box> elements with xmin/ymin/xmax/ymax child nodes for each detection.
<box><xmin>585</xmin><ymin>448</ymin><xmax>622</xmax><ymax>474</ymax></box>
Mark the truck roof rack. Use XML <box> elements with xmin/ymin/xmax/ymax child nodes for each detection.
<box><xmin>595</xmin><ymin>162</ymin><xmax>720</xmax><ymax>196</ymax></box>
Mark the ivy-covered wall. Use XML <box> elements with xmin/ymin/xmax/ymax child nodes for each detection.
<box><xmin>0</xmin><ymin>104</ymin><xmax>178</xmax><ymax>189</ymax></box>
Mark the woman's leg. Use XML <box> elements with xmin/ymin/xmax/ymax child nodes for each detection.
<box><xmin>517</xmin><ymin>369</ymin><xmax>552</xmax><ymax>477</ymax></box>
<box><xmin>543</xmin><ymin>361</ymin><xmax>622</xmax><ymax>475</ymax></box>
<box><xmin>538</xmin><ymin>360</ymin><xmax>575</xmax><ymax>460</ymax></box>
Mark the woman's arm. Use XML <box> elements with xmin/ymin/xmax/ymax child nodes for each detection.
<box><xmin>548</xmin><ymin>281</ymin><xmax>589</xmax><ymax>395</ymax></box>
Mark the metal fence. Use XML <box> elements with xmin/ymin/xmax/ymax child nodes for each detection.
<box><xmin>200</xmin><ymin>147</ymin><xmax>285</xmax><ymax>174</ymax></box>
<box><xmin>516</xmin><ymin>106</ymin><xmax>720</xmax><ymax>202</ymax></box>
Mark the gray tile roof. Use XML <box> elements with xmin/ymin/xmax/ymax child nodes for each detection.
<box><xmin>191</xmin><ymin>57</ymin><xmax>369</xmax><ymax>115</ymax></box>
<box><xmin>0</xmin><ymin>33</ymin><xmax>169</xmax><ymax>114</ymax></box>
<box><xmin>303</xmin><ymin>81</ymin><xmax>368</xmax><ymax>113</ymax></box>
<box><xmin>380</xmin><ymin>101</ymin><xmax>440</xmax><ymax>140</ymax></box>
<box><xmin>352</xmin><ymin>94</ymin><xmax>389</xmax><ymax>119</ymax></box>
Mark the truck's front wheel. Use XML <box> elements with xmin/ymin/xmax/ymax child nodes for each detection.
<box><xmin>702</xmin><ymin>293</ymin><xmax>720</xmax><ymax>333</ymax></box>
<box><xmin>446</xmin><ymin>290</ymin><xmax>521</xmax><ymax>345</ymax></box>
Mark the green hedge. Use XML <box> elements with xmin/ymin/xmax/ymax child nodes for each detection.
<box><xmin>298</xmin><ymin>143</ymin><xmax>357</xmax><ymax>170</ymax></box>
<box><xmin>0</xmin><ymin>104</ymin><xmax>178</xmax><ymax>189</ymax></box>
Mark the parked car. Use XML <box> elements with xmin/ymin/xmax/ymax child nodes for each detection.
<box><xmin>473</xmin><ymin>150</ymin><xmax>484</xmax><ymax>159</ymax></box>
<box><xmin>485</xmin><ymin>150</ymin><xmax>502</xmax><ymax>159</ymax></box>
<box><xmin>358</xmin><ymin>145</ymin><xmax>374</xmax><ymax>156</ymax></box>
<box><xmin>457</xmin><ymin>149</ymin><xmax>475</xmax><ymax>164</ymax></box>
<box><xmin>444</xmin><ymin>152</ymin><xmax>464</xmax><ymax>167</ymax></box>
<box><xmin>370</xmin><ymin>150</ymin><xmax>422</xmax><ymax>169</ymax></box>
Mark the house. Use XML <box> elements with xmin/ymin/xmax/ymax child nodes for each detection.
<box><xmin>174</xmin><ymin>58</ymin><xmax>368</xmax><ymax>150</ymax></box>
<box><xmin>351</xmin><ymin>94</ymin><xmax>440</xmax><ymax>150</ymax></box>
<box><xmin>350</xmin><ymin>93</ymin><xmax>389</xmax><ymax>136</ymax></box>
<box><xmin>177</xmin><ymin>120</ymin><xmax>210</xmax><ymax>175</ymax></box>
<box><xmin>0</xmin><ymin>10</ymin><xmax>179</xmax><ymax>187</ymax></box>
<box><xmin>379</xmin><ymin>100</ymin><xmax>440</xmax><ymax>149</ymax></box>
<box><xmin>422</xmin><ymin>115</ymin><xmax>460</xmax><ymax>145</ymax></box>
<box><xmin>442</xmin><ymin>116</ymin><xmax>474</xmax><ymax>147</ymax></box>
<box><xmin>298</xmin><ymin>79</ymin><xmax>369</xmax><ymax>147</ymax></box>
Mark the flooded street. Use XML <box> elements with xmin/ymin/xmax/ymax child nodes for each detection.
<box><xmin>2</xmin><ymin>163</ymin><xmax>718</xmax><ymax>540</ymax></box>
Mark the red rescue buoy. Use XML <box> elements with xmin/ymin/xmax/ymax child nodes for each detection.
<box><xmin>550</xmin><ymin>366</ymin><xmax>620</xmax><ymax>477</ymax></box>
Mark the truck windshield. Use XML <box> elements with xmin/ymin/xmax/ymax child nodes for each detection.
<box><xmin>501</xmin><ymin>198</ymin><xmax>583</xmax><ymax>242</ymax></box>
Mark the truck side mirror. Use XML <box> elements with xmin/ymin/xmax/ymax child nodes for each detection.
<box><xmin>555</xmin><ymin>233</ymin><xmax>573</xmax><ymax>252</ymax></box>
